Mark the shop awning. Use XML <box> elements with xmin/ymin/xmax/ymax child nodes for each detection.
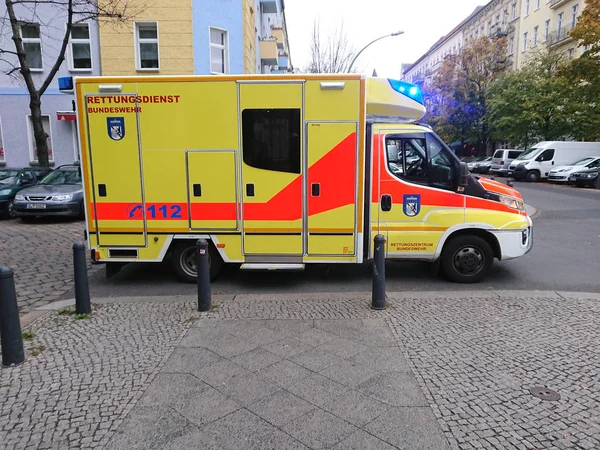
<box><xmin>56</xmin><ymin>111</ymin><xmax>76</xmax><ymax>121</ymax></box>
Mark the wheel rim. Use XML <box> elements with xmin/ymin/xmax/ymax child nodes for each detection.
<box><xmin>180</xmin><ymin>246</ymin><xmax>210</xmax><ymax>278</ymax></box>
<box><xmin>8</xmin><ymin>200</ymin><xmax>15</xmax><ymax>219</ymax></box>
<box><xmin>453</xmin><ymin>246</ymin><xmax>484</xmax><ymax>276</ymax></box>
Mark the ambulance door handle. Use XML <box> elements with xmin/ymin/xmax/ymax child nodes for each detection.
<box><xmin>311</xmin><ymin>183</ymin><xmax>320</xmax><ymax>197</ymax></box>
<box><xmin>246</xmin><ymin>183</ymin><xmax>255</xmax><ymax>197</ymax></box>
<box><xmin>98</xmin><ymin>184</ymin><xmax>107</xmax><ymax>197</ymax></box>
<box><xmin>193</xmin><ymin>184</ymin><xmax>202</xmax><ymax>197</ymax></box>
<box><xmin>381</xmin><ymin>194</ymin><xmax>392</xmax><ymax>212</ymax></box>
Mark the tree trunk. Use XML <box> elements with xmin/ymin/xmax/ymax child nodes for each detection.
<box><xmin>29</xmin><ymin>93</ymin><xmax>50</xmax><ymax>167</ymax></box>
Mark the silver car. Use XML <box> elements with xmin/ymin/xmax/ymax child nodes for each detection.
<box><xmin>490</xmin><ymin>149</ymin><xmax>523</xmax><ymax>176</ymax></box>
<box><xmin>13</xmin><ymin>164</ymin><xmax>84</xmax><ymax>220</ymax></box>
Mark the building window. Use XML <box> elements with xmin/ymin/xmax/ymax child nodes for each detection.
<box><xmin>545</xmin><ymin>20</ymin><xmax>551</xmax><ymax>41</ymax></box>
<box><xmin>242</xmin><ymin>109</ymin><xmax>301</xmax><ymax>174</ymax></box>
<box><xmin>533</xmin><ymin>26</ymin><xmax>539</xmax><ymax>46</ymax></box>
<box><xmin>525</xmin><ymin>0</ymin><xmax>530</xmax><ymax>16</ymax></box>
<box><xmin>503</xmin><ymin>10</ymin><xmax>509</xmax><ymax>28</ymax></box>
<box><xmin>558</xmin><ymin>12</ymin><xmax>564</xmax><ymax>34</ymax></box>
<box><xmin>523</xmin><ymin>32</ymin><xmax>528</xmax><ymax>51</ymax></box>
<box><xmin>0</xmin><ymin>117</ymin><xmax>5</xmax><ymax>163</ymax></box>
<box><xmin>68</xmin><ymin>23</ymin><xmax>92</xmax><ymax>71</ymax></box>
<box><xmin>512</xmin><ymin>3</ymin><xmax>517</xmax><ymax>20</ymax></box>
<box><xmin>572</xmin><ymin>4</ymin><xmax>578</xmax><ymax>29</ymax></box>
<box><xmin>210</xmin><ymin>28</ymin><xmax>229</xmax><ymax>74</ymax></box>
<box><xmin>20</xmin><ymin>23</ymin><xmax>42</xmax><ymax>71</ymax></box>
<box><xmin>568</xmin><ymin>48</ymin><xmax>575</xmax><ymax>58</ymax></box>
<box><xmin>27</xmin><ymin>115</ymin><xmax>54</xmax><ymax>163</ymax></box>
<box><xmin>536</xmin><ymin>0</ymin><xmax>540</xmax><ymax>9</ymax></box>
<box><xmin>509</xmin><ymin>37</ymin><xmax>515</xmax><ymax>55</ymax></box>
<box><xmin>135</xmin><ymin>22</ymin><xmax>159</xmax><ymax>70</ymax></box>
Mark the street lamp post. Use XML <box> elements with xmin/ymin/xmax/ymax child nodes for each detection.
<box><xmin>347</xmin><ymin>30</ymin><xmax>404</xmax><ymax>73</ymax></box>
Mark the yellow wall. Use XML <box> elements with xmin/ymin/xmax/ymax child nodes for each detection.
<box><xmin>243</xmin><ymin>0</ymin><xmax>257</xmax><ymax>73</ymax></box>
<box><xmin>98</xmin><ymin>0</ymin><xmax>193</xmax><ymax>75</ymax></box>
<box><xmin>519</xmin><ymin>0</ymin><xmax>583</xmax><ymax>68</ymax></box>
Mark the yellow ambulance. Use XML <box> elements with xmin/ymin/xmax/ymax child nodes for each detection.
<box><xmin>61</xmin><ymin>73</ymin><xmax>532</xmax><ymax>283</ymax></box>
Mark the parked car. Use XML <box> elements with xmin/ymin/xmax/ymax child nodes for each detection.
<box><xmin>467</xmin><ymin>156</ymin><xmax>487</xmax><ymax>171</ymax></box>
<box><xmin>569</xmin><ymin>167</ymin><xmax>600</xmax><ymax>188</ymax></box>
<box><xmin>490</xmin><ymin>149</ymin><xmax>523</xmax><ymax>176</ymax></box>
<box><xmin>472</xmin><ymin>156</ymin><xmax>493</xmax><ymax>174</ymax></box>
<box><xmin>508</xmin><ymin>141</ymin><xmax>600</xmax><ymax>182</ymax></box>
<box><xmin>13</xmin><ymin>164</ymin><xmax>84</xmax><ymax>219</ymax></box>
<box><xmin>548</xmin><ymin>156</ymin><xmax>600</xmax><ymax>183</ymax></box>
<box><xmin>0</xmin><ymin>167</ymin><xmax>52</xmax><ymax>219</ymax></box>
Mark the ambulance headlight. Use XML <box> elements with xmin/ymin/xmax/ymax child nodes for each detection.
<box><xmin>486</xmin><ymin>192</ymin><xmax>525</xmax><ymax>211</ymax></box>
<box><xmin>498</xmin><ymin>194</ymin><xmax>525</xmax><ymax>211</ymax></box>
<box><xmin>52</xmin><ymin>194</ymin><xmax>73</xmax><ymax>202</ymax></box>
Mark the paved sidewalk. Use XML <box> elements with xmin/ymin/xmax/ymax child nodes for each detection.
<box><xmin>2</xmin><ymin>291</ymin><xmax>600</xmax><ymax>449</ymax></box>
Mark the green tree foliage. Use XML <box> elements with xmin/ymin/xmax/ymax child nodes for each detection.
<box><xmin>489</xmin><ymin>50</ymin><xmax>600</xmax><ymax>146</ymax></box>
<box><xmin>424</xmin><ymin>36</ymin><xmax>508</xmax><ymax>155</ymax></box>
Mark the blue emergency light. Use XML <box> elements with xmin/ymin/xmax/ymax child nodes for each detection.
<box><xmin>58</xmin><ymin>76</ymin><xmax>74</xmax><ymax>92</ymax></box>
<box><xmin>387</xmin><ymin>79</ymin><xmax>424</xmax><ymax>105</ymax></box>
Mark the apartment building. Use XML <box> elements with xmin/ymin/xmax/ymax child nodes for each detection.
<box><xmin>462</xmin><ymin>0</ymin><xmax>523</xmax><ymax>70</ymax></box>
<box><xmin>519</xmin><ymin>0</ymin><xmax>582</xmax><ymax>67</ymax></box>
<box><xmin>403</xmin><ymin>0</ymin><xmax>584</xmax><ymax>83</ymax></box>
<box><xmin>0</xmin><ymin>0</ymin><xmax>292</xmax><ymax>169</ymax></box>
<box><xmin>0</xmin><ymin>3</ymin><xmax>101</xmax><ymax>168</ymax></box>
<box><xmin>98</xmin><ymin>0</ymin><xmax>292</xmax><ymax>76</ymax></box>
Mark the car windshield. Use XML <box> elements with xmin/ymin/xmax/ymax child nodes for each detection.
<box><xmin>515</xmin><ymin>147</ymin><xmax>540</xmax><ymax>160</ymax></box>
<box><xmin>573</xmin><ymin>157</ymin><xmax>595</xmax><ymax>166</ymax></box>
<box><xmin>0</xmin><ymin>169</ymin><xmax>19</xmax><ymax>184</ymax></box>
<box><xmin>40</xmin><ymin>169</ymin><xmax>82</xmax><ymax>185</ymax></box>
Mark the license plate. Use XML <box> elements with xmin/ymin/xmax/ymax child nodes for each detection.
<box><xmin>26</xmin><ymin>203</ymin><xmax>46</xmax><ymax>209</ymax></box>
<box><xmin>508</xmin><ymin>172</ymin><xmax>513</xmax><ymax>176</ymax></box>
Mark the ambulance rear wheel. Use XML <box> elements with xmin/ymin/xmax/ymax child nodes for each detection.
<box><xmin>441</xmin><ymin>235</ymin><xmax>493</xmax><ymax>283</ymax></box>
<box><xmin>172</xmin><ymin>241</ymin><xmax>223</xmax><ymax>283</ymax></box>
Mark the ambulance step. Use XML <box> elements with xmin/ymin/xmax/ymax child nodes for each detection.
<box><xmin>240</xmin><ymin>263</ymin><xmax>305</xmax><ymax>271</ymax></box>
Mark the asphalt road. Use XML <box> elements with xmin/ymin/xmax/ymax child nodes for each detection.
<box><xmin>78</xmin><ymin>180</ymin><xmax>600</xmax><ymax>298</ymax></box>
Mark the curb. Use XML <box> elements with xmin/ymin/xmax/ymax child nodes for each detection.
<box><xmin>18</xmin><ymin>290</ymin><xmax>600</xmax><ymax>327</ymax></box>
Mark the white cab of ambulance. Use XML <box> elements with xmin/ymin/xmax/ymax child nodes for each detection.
<box><xmin>508</xmin><ymin>141</ymin><xmax>600</xmax><ymax>182</ymax></box>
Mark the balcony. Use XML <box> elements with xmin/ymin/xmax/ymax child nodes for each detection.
<box><xmin>271</xmin><ymin>27</ymin><xmax>285</xmax><ymax>49</ymax></box>
<box><xmin>549</xmin><ymin>0</ymin><xmax>571</xmax><ymax>9</ymax></box>
<box><xmin>278</xmin><ymin>54</ymin><xmax>289</xmax><ymax>69</ymax></box>
<box><xmin>259</xmin><ymin>0</ymin><xmax>278</xmax><ymax>14</ymax></box>
<box><xmin>547</xmin><ymin>24</ymin><xmax>575</xmax><ymax>46</ymax></box>
<box><xmin>260</xmin><ymin>38</ymin><xmax>278</xmax><ymax>65</ymax></box>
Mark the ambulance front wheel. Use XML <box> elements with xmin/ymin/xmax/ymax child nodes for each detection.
<box><xmin>171</xmin><ymin>241</ymin><xmax>223</xmax><ymax>283</ymax></box>
<box><xmin>441</xmin><ymin>235</ymin><xmax>493</xmax><ymax>283</ymax></box>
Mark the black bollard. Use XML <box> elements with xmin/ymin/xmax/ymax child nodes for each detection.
<box><xmin>371</xmin><ymin>234</ymin><xmax>386</xmax><ymax>310</ymax></box>
<box><xmin>197</xmin><ymin>239</ymin><xmax>211</xmax><ymax>312</ymax></box>
<box><xmin>73</xmin><ymin>241</ymin><xmax>91</xmax><ymax>315</ymax></box>
<box><xmin>0</xmin><ymin>266</ymin><xmax>25</xmax><ymax>367</ymax></box>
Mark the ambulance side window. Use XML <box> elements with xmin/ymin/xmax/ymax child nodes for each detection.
<box><xmin>385</xmin><ymin>136</ymin><xmax>428</xmax><ymax>186</ymax></box>
<box><xmin>242</xmin><ymin>109</ymin><xmax>301</xmax><ymax>174</ymax></box>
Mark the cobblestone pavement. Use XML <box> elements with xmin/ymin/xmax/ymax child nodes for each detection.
<box><xmin>0</xmin><ymin>218</ymin><xmax>100</xmax><ymax>314</ymax></box>
<box><xmin>2</xmin><ymin>292</ymin><xmax>600</xmax><ymax>449</ymax></box>
<box><xmin>386</xmin><ymin>291</ymin><xmax>600</xmax><ymax>450</ymax></box>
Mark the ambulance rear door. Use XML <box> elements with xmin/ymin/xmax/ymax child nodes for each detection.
<box><xmin>85</xmin><ymin>90</ymin><xmax>147</xmax><ymax>247</ymax></box>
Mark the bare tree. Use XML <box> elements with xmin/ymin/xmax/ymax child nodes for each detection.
<box><xmin>1</xmin><ymin>0</ymin><xmax>139</xmax><ymax>167</ymax></box>
<box><xmin>306</xmin><ymin>19</ymin><xmax>358</xmax><ymax>73</ymax></box>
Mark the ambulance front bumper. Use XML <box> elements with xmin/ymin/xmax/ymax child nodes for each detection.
<box><xmin>491</xmin><ymin>220</ymin><xmax>533</xmax><ymax>261</ymax></box>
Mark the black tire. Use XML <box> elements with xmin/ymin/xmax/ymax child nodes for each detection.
<box><xmin>441</xmin><ymin>235</ymin><xmax>494</xmax><ymax>283</ymax></box>
<box><xmin>171</xmin><ymin>240</ymin><xmax>223</xmax><ymax>283</ymax></box>
<box><xmin>526</xmin><ymin>170</ymin><xmax>540</xmax><ymax>182</ymax></box>
<box><xmin>1</xmin><ymin>198</ymin><xmax>15</xmax><ymax>220</ymax></box>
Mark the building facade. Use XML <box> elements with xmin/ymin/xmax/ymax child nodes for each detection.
<box><xmin>519</xmin><ymin>0</ymin><xmax>582</xmax><ymax>68</ymax></box>
<box><xmin>0</xmin><ymin>0</ymin><xmax>292</xmax><ymax>169</ymax></box>
<box><xmin>0</xmin><ymin>3</ymin><xmax>101</xmax><ymax>168</ymax></box>
<box><xmin>402</xmin><ymin>0</ymin><xmax>583</xmax><ymax>82</ymax></box>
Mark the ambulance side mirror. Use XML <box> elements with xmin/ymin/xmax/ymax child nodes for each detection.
<box><xmin>457</xmin><ymin>162</ymin><xmax>469</xmax><ymax>190</ymax></box>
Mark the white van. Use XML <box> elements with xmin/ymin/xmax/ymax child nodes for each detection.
<box><xmin>508</xmin><ymin>141</ymin><xmax>600</xmax><ymax>182</ymax></box>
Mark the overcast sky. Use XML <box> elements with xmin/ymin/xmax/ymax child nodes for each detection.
<box><xmin>284</xmin><ymin>0</ymin><xmax>484</xmax><ymax>77</ymax></box>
